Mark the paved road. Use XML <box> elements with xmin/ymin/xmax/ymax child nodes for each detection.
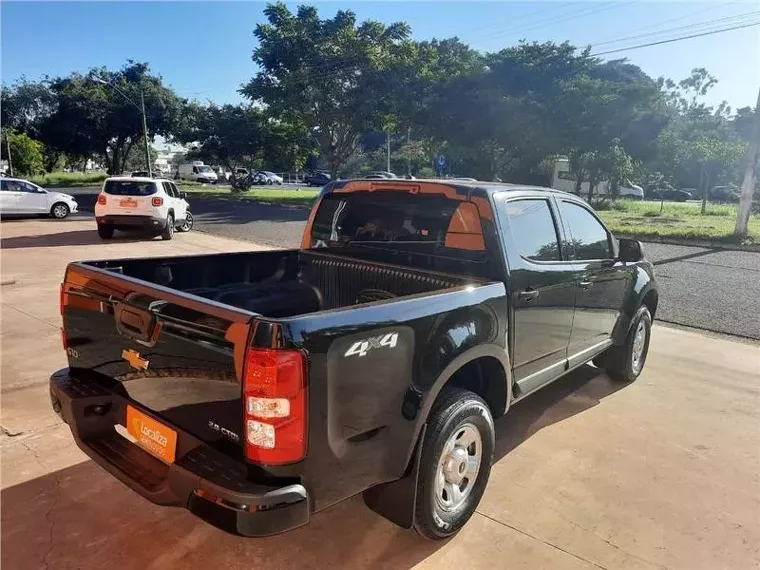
<box><xmin>57</xmin><ymin>189</ymin><xmax>760</xmax><ymax>339</ymax></box>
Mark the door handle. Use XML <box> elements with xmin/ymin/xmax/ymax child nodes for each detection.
<box><xmin>518</xmin><ymin>289</ymin><xmax>539</xmax><ymax>302</ymax></box>
<box><xmin>578</xmin><ymin>280</ymin><xmax>593</xmax><ymax>290</ymax></box>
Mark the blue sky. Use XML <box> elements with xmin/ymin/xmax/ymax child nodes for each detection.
<box><xmin>2</xmin><ymin>1</ymin><xmax>758</xmax><ymax>111</ymax></box>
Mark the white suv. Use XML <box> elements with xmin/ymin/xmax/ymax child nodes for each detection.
<box><xmin>94</xmin><ymin>177</ymin><xmax>193</xmax><ymax>240</ymax></box>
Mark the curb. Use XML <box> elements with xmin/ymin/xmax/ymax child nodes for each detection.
<box><xmin>620</xmin><ymin>234</ymin><xmax>760</xmax><ymax>253</ymax></box>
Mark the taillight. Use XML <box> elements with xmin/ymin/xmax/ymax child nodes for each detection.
<box><xmin>243</xmin><ymin>348</ymin><xmax>307</xmax><ymax>465</ymax></box>
<box><xmin>152</xmin><ymin>197</ymin><xmax>163</xmax><ymax>207</ymax></box>
<box><xmin>97</xmin><ymin>194</ymin><xmax>107</xmax><ymax>205</ymax></box>
<box><xmin>59</xmin><ymin>283</ymin><xmax>67</xmax><ymax>316</ymax></box>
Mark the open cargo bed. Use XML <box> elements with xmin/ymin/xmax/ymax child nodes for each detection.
<box><xmin>84</xmin><ymin>248</ymin><xmax>472</xmax><ymax>318</ymax></box>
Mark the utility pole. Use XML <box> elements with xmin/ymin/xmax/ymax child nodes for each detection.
<box><xmin>735</xmin><ymin>86</ymin><xmax>760</xmax><ymax>237</ymax></box>
<box><xmin>140</xmin><ymin>90</ymin><xmax>153</xmax><ymax>177</ymax></box>
<box><xmin>95</xmin><ymin>77</ymin><xmax>152</xmax><ymax>176</ymax></box>
<box><xmin>407</xmin><ymin>127</ymin><xmax>411</xmax><ymax>177</ymax></box>
<box><xmin>386</xmin><ymin>131</ymin><xmax>391</xmax><ymax>173</ymax></box>
<box><xmin>4</xmin><ymin>130</ymin><xmax>13</xmax><ymax>176</ymax></box>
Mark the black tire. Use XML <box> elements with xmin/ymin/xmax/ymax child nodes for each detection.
<box><xmin>604</xmin><ymin>306</ymin><xmax>652</xmax><ymax>382</ymax></box>
<box><xmin>50</xmin><ymin>202</ymin><xmax>70</xmax><ymax>219</ymax></box>
<box><xmin>177</xmin><ymin>211</ymin><xmax>193</xmax><ymax>233</ymax></box>
<box><xmin>413</xmin><ymin>388</ymin><xmax>495</xmax><ymax>540</ymax></box>
<box><xmin>161</xmin><ymin>214</ymin><xmax>174</xmax><ymax>240</ymax></box>
<box><xmin>97</xmin><ymin>224</ymin><xmax>114</xmax><ymax>239</ymax></box>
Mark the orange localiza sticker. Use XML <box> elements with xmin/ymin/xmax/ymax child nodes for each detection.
<box><xmin>126</xmin><ymin>406</ymin><xmax>177</xmax><ymax>463</ymax></box>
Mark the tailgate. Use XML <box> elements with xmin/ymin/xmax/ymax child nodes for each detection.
<box><xmin>111</xmin><ymin>194</ymin><xmax>155</xmax><ymax>216</ymax></box>
<box><xmin>61</xmin><ymin>262</ymin><xmax>253</xmax><ymax>458</ymax></box>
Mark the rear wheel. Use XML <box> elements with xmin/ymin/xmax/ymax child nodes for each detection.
<box><xmin>97</xmin><ymin>224</ymin><xmax>114</xmax><ymax>239</ymax></box>
<box><xmin>161</xmin><ymin>214</ymin><xmax>174</xmax><ymax>240</ymax></box>
<box><xmin>177</xmin><ymin>211</ymin><xmax>193</xmax><ymax>232</ymax></box>
<box><xmin>51</xmin><ymin>203</ymin><xmax>70</xmax><ymax>219</ymax></box>
<box><xmin>413</xmin><ymin>388</ymin><xmax>494</xmax><ymax>540</ymax></box>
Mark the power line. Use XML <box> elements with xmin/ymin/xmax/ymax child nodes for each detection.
<box><xmin>591</xmin><ymin>20</ymin><xmax>760</xmax><ymax>56</ymax></box>
<box><xmin>588</xmin><ymin>0</ymin><xmax>743</xmax><ymax>47</ymax></box>
<box><xmin>475</xmin><ymin>1</ymin><xmax>635</xmax><ymax>46</ymax></box>
<box><xmin>589</xmin><ymin>10</ymin><xmax>760</xmax><ymax>48</ymax></box>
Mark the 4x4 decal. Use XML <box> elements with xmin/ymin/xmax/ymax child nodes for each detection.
<box><xmin>344</xmin><ymin>332</ymin><xmax>399</xmax><ymax>358</ymax></box>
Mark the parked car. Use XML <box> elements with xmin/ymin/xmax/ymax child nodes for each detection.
<box><xmin>253</xmin><ymin>171</ymin><xmax>284</xmax><ymax>185</ymax></box>
<box><xmin>53</xmin><ymin>179</ymin><xmax>657</xmax><ymax>540</ymax></box>
<box><xmin>651</xmin><ymin>188</ymin><xmax>692</xmax><ymax>202</ymax></box>
<box><xmin>0</xmin><ymin>177</ymin><xmax>78</xmax><ymax>219</ymax></box>
<box><xmin>94</xmin><ymin>177</ymin><xmax>193</xmax><ymax>240</ymax></box>
<box><xmin>130</xmin><ymin>171</ymin><xmax>151</xmax><ymax>178</ymax></box>
<box><xmin>709</xmin><ymin>185</ymin><xmax>740</xmax><ymax>203</ymax></box>
<box><xmin>212</xmin><ymin>166</ymin><xmax>231</xmax><ymax>182</ymax></box>
<box><xmin>618</xmin><ymin>181</ymin><xmax>645</xmax><ymax>200</ymax></box>
<box><xmin>177</xmin><ymin>162</ymin><xmax>218</xmax><ymax>184</ymax></box>
<box><xmin>306</xmin><ymin>171</ymin><xmax>332</xmax><ymax>186</ymax></box>
<box><xmin>365</xmin><ymin>171</ymin><xmax>398</xmax><ymax>179</ymax></box>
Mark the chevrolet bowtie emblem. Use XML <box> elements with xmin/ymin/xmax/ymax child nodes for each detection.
<box><xmin>122</xmin><ymin>349</ymin><xmax>149</xmax><ymax>370</ymax></box>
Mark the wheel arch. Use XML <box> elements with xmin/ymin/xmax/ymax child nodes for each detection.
<box><xmin>50</xmin><ymin>201</ymin><xmax>70</xmax><ymax>217</ymax></box>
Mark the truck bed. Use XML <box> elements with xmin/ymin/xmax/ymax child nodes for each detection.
<box><xmin>85</xmin><ymin>248</ymin><xmax>471</xmax><ymax>318</ymax></box>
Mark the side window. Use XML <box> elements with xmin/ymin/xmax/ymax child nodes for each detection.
<box><xmin>505</xmin><ymin>199</ymin><xmax>561</xmax><ymax>262</ymax></box>
<box><xmin>0</xmin><ymin>180</ymin><xmax>8</xmax><ymax>191</ymax></box>
<box><xmin>170</xmin><ymin>182</ymin><xmax>182</xmax><ymax>197</ymax></box>
<box><xmin>559</xmin><ymin>201</ymin><xmax>611</xmax><ymax>260</ymax></box>
<box><xmin>192</xmin><ymin>166</ymin><xmax>198</xmax><ymax>174</ymax></box>
<box><xmin>163</xmin><ymin>182</ymin><xmax>176</xmax><ymax>197</ymax></box>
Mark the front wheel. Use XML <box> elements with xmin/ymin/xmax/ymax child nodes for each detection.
<box><xmin>177</xmin><ymin>211</ymin><xmax>193</xmax><ymax>232</ymax></box>
<box><xmin>603</xmin><ymin>306</ymin><xmax>652</xmax><ymax>382</ymax></box>
<box><xmin>51</xmin><ymin>203</ymin><xmax>70</xmax><ymax>219</ymax></box>
<box><xmin>413</xmin><ymin>388</ymin><xmax>494</xmax><ymax>540</ymax></box>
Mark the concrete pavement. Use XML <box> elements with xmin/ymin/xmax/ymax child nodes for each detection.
<box><xmin>2</xmin><ymin>218</ymin><xmax>759</xmax><ymax>570</ymax></box>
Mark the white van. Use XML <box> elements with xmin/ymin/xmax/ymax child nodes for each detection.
<box><xmin>178</xmin><ymin>161</ymin><xmax>218</xmax><ymax>184</ymax></box>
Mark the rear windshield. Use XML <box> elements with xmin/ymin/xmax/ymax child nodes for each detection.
<box><xmin>104</xmin><ymin>180</ymin><xmax>157</xmax><ymax>196</ymax></box>
<box><xmin>311</xmin><ymin>191</ymin><xmax>485</xmax><ymax>253</ymax></box>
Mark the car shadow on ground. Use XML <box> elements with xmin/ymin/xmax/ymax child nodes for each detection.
<box><xmin>0</xmin><ymin>365</ymin><xmax>625</xmax><ymax>570</ymax></box>
<box><xmin>1</xmin><ymin>229</ymin><xmax>155</xmax><ymax>249</ymax></box>
<box><xmin>493</xmin><ymin>364</ymin><xmax>625</xmax><ymax>462</ymax></box>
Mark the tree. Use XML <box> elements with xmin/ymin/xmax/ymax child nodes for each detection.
<box><xmin>1</xmin><ymin>130</ymin><xmax>44</xmax><ymax>176</ymax></box>
<box><xmin>124</xmin><ymin>145</ymin><xmax>158</xmax><ymax>173</ymax></box>
<box><xmin>176</xmin><ymin>102</ymin><xmax>313</xmax><ymax>172</ymax></box>
<box><xmin>41</xmin><ymin>62</ymin><xmax>186</xmax><ymax>174</ymax></box>
<box><xmin>1</xmin><ymin>78</ymin><xmax>57</xmax><ymax>140</ymax></box>
<box><xmin>243</xmin><ymin>3</ymin><xmax>412</xmax><ymax>179</ymax></box>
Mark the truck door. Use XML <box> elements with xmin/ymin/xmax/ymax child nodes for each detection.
<box><xmin>495</xmin><ymin>196</ymin><xmax>576</xmax><ymax>395</ymax></box>
<box><xmin>555</xmin><ymin>198</ymin><xmax>631</xmax><ymax>365</ymax></box>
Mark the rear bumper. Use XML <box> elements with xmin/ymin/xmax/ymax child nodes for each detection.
<box><xmin>96</xmin><ymin>215</ymin><xmax>167</xmax><ymax>230</ymax></box>
<box><xmin>49</xmin><ymin>368</ymin><xmax>310</xmax><ymax>537</ymax></box>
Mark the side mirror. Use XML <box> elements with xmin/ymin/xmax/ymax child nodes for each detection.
<box><xmin>618</xmin><ymin>238</ymin><xmax>643</xmax><ymax>262</ymax></box>
<box><xmin>179</xmin><ymin>192</ymin><xmax>187</xmax><ymax>199</ymax></box>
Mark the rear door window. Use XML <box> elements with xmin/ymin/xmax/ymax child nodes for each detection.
<box><xmin>504</xmin><ymin>199</ymin><xmax>561</xmax><ymax>262</ymax></box>
<box><xmin>163</xmin><ymin>182</ymin><xmax>177</xmax><ymax>198</ymax></box>
<box><xmin>103</xmin><ymin>180</ymin><xmax>157</xmax><ymax>196</ymax></box>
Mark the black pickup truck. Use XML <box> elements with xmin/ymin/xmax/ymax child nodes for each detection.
<box><xmin>51</xmin><ymin>179</ymin><xmax>657</xmax><ymax>539</ymax></box>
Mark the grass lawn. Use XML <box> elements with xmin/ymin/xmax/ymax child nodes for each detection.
<box><xmin>30</xmin><ymin>171</ymin><xmax>108</xmax><ymax>187</ymax></box>
<box><xmin>181</xmin><ymin>186</ymin><xmax>319</xmax><ymax>206</ymax></box>
<box><xmin>596</xmin><ymin>200</ymin><xmax>760</xmax><ymax>244</ymax></box>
